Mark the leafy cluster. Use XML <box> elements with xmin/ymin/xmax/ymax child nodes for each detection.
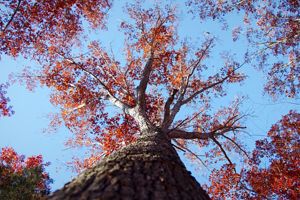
<box><xmin>0</xmin><ymin>83</ymin><xmax>13</xmax><ymax>117</ymax></box>
<box><xmin>187</xmin><ymin>0</ymin><xmax>300</xmax><ymax>98</ymax></box>
<box><xmin>0</xmin><ymin>0</ymin><xmax>111</xmax><ymax>57</ymax></box>
<box><xmin>0</xmin><ymin>147</ymin><xmax>52</xmax><ymax>200</ymax></box>
<box><xmin>206</xmin><ymin>111</ymin><xmax>300</xmax><ymax>199</ymax></box>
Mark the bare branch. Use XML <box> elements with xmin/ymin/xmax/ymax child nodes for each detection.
<box><xmin>162</xmin><ymin>39</ymin><xmax>214</xmax><ymax>128</ymax></box>
<box><xmin>211</xmin><ymin>137</ymin><xmax>233</xmax><ymax>166</ymax></box>
<box><xmin>165</xmin><ymin>59</ymin><xmax>245</xmax><ymax>128</ymax></box>
<box><xmin>171</xmin><ymin>111</ymin><xmax>204</xmax><ymax>131</ymax></box>
<box><xmin>173</xmin><ymin>140</ymin><xmax>208</xmax><ymax>169</ymax></box>
<box><xmin>168</xmin><ymin>129</ymin><xmax>212</xmax><ymax>140</ymax></box>
<box><xmin>162</xmin><ymin>89</ymin><xmax>178</xmax><ymax>128</ymax></box>
<box><xmin>181</xmin><ymin>75</ymin><xmax>229</xmax><ymax>105</ymax></box>
<box><xmin>180</xmin><ymin>39</ymin><xmax>214</xmax><ymax>97</ymax></box>
<box><xmin>65</xmin><ymin>59</ymin><xmax>130</xmax><ymax>112</ymax></box>
<box><xmin>221</xmin><ymin>134</ymin><xmax>250</xmax><ymax>159</ymax></box>
<box><xmin>172</xmin><ymin>143</ymin><xmax>186</xmax><ymax>152</ymax></box>
<box><xmin>168</xmin><ymin>125</ymin><xmax>246</xmax><ymax>140</ymax></box>
<box><xmin>137</xmin><ymin>52</ymin><xmax>154</xmax><ymax>110</ymax></box>
<box><xmin>2</xmin><ymin>0</ymin><xmax>22</xmax><ymax>32</ymax></box>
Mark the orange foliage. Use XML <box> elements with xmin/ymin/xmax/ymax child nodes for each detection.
<box><xmin>0</xmin><ymin>0</ymin><xmax>111</xmax><ymax>57</ymax></box>
<box><xmin>1</xmin><ymin>1</ymin><xmax>298</xmax><ymax>198</ymax></box>
<box><xmin>0</xmin><ymin>83</ymin><xmax>13</xmax><ymax>117</ymax></box>
<box><xmin>0</xmin><ymin>147</ymin><xmax>52</xmax><ymax>197</ymax></box>
<box><xmin>206</xmin><ymin>111</ymin><xmax>300</xmax><ymax>199</ymax></box>
<box><xmin>187</xmin><ymin>0</ymin><xmax>300</xmax><ymax>98</ymax></box>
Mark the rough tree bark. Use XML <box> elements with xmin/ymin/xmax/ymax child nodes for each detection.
<box><xmin>49</xmin><ymin>131</ymin><xmax>210</xmax><ymax>200</ymax></box>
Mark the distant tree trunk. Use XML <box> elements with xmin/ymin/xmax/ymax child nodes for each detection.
<box><xmin>49</xmin><ymin>131</ymin><xmax>210</xmax><ymax>200</ymax></box>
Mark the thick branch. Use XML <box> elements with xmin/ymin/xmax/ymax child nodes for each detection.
<box><xmin>168</xmin><ymin>125</ymin><xmax>245</xmax><ymax>140</ymax></box>
<box><xmin>137</xmin><ymin>52</ymin><xmax>154</xmax><ymax>110</ymax></box>
<box><xmin>168</xmin><ymin>129</ymin><xmax>212</xmax><ymax>140</ymax></box>
<box><xmin>127</xmin><ymin>106</ymin><xmax>155</xmax><ymax>132</ymax></box>
<box><xmin>162</xmin><ymin>89</ymin><xmax>178</xmax><ymax>129</ymax></box>
<box><xmin>2</xmin><ymin>0</ymin><xmax>22</xmax><ymax>32</ymax></box>
<box><xmin>163</xmin><ymin>96</ymin><xmax>184</xmax><ymax>129</ymax></box>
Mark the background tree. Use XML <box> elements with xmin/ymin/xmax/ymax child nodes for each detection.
<box><xmin>0</xmin><ymin>147</ymin><xmax>52</xmax><ymax>200</ymax></box>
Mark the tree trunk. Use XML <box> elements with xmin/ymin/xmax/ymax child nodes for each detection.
<box><xmin>49</xmin><ymin>131</ymin><xmax>210</xmax><ymax>200</ymax></box>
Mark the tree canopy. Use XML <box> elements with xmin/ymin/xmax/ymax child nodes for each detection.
<box><xmin>0</xmin><ymin>0</ymin><xmax>299</xmax><ymax>199</ymax></box>
<box><xmin>188</xmin><ymin>0</ymin><xmax>299</xmax><ymax>98</ymax></box>
<box><xmin>206</xmin><ymin>110</ymin><xmax>300</xmax><ymax>199</ymax></box>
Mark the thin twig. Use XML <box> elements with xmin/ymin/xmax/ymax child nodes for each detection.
<box><xmin>173</xmin><ymin>140</ymin><xmax>209</xmax><ymax>170</ymax></box>
<box><xmin>211</xmin><ymin>136</ymin><xmax>235</xmax><ymax>171</ymax></box>
<box><xmin>221</xmin><ymin>135</ymin><xmax>250</xmax><ymax>159</ymax></box>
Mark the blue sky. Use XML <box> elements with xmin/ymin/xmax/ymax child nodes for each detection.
<box><xmin>0</xmin><ymin>1</ymin><xmax>299</xmax><ymax>191</ymax></box>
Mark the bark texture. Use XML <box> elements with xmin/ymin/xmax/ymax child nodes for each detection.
<box><xmin>49</xmin><ymin>132</ymin><xmax>210</xmax><ymax>200</ymax></box>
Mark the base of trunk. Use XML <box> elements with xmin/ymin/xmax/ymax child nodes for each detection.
<box><xmin>49</xmin><ymin>133</ymin><xmax>210</xmax><ymax>200</ymax></box>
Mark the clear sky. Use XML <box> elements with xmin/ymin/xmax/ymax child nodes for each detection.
<box><xmin>0</xmin><ymin>1</ymin><xmax>299</xmax><ymax>191</ymax></box>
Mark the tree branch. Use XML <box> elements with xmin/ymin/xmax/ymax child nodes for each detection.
<box><xmin>65</xmin><ymin>59</ymin><xmax>130</xmax><ymax>112</ymax></box>
<box><xmin>165</xmin><ymin>59</ymin><xmax>245</xmax><ymax>128</ymax></box>
<box><xmin>181</xmin><ymin>75</ymin><xmax>229</xmax><ymax>105</ymax></box>
<box><xmin>168</xmin><ymin>125</ymin><xmax>246</xmax><ymax>140</ymax></box>
<box><xmin>173</xmin><ymin>139</ymin><xmax>208</xmax><ymax>169</ymax></box>
<box><xmin>168</xmin><ymin>129</ymin><xmax>212</xmax><ymax>139</ymax></box>
<box><xmin>171</xmin><ymin>111</ymin><xmax>204</xmax><ymax>131</ymax></box>
<box><xmin>123</xmin><ymin>65</ymin><xmax>135</xmax><ymax>100</ymax></box>
<box><xmin>2</xmin><ymin>0</ymin><xmax>22</xmax><ymax>32</ymax></box>
<box><xmin>211</xmin><ymin>137</ymin><xmax>233</xmax><ymax>166</ymax></box>
<box><xmin>162</xmin><ymin>40</ymin><xmax>214</xmax><ymax>129</ymax></box>
<box><xmin>162</xmin><ymin>89</ymin><xmax>178</xmax><ymax>128</ymax></box>
<box><xmin>221</xmin><ymin>134</ymin><xmax>250</xmax><ymax>159</ymax></box>
<box><xmin>172</xmin><ymin>143</ymin><xmax>187</xmax><ymax>152</ymax></box>
<box><xmin>137</xmin><ymin>52</ymin><xmax>154</xmax><ymax>110</ymax></box>
<box><xmin>180</xmin><ymin>39</ymin><xmax>214</xmax><ymax>97</ymax></box>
